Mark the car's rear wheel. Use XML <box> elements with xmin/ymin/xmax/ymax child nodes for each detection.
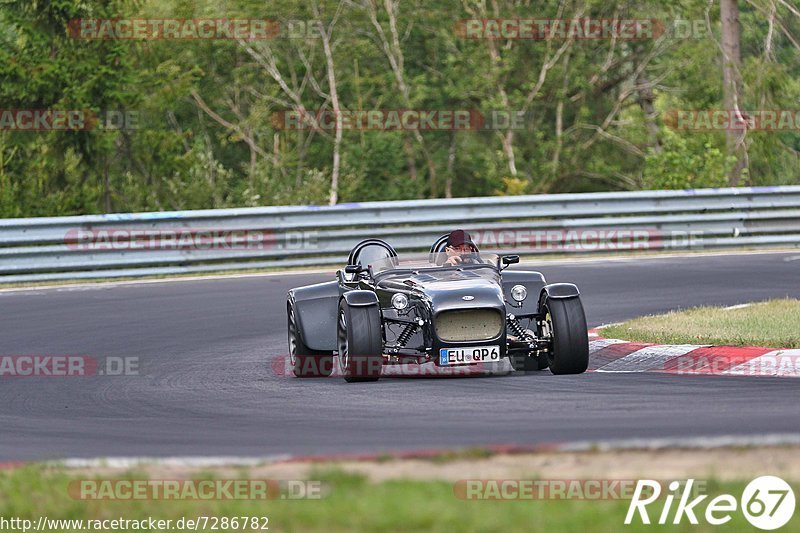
<box><xmin>541</xmin><ymin>295</ymin><xmax>589</xmax><ymax>375</ymax></box>
<box><xmin>337</xmin><ymin>300</ymin><xmax>383</xmax><ymax>382</ymax></box>
<box><xmin>288</xmin><ymin>303</ymin><xmax>334</xmax><ymax>377</ymax></box>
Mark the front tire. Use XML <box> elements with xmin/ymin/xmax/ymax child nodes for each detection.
<box><xmin>541</xmin><ymin>296</ymin><xmax>589</xmax><ymax>375</ymax></box>
<box><xmin>337</xmin><ymin>300</ymin><xmax>383</xmax><ymax>382</ymax></box>
<box><xmin>288</xmin><ymin>303</ymin><xmax>334</xmax><ymax>377</ymax></box>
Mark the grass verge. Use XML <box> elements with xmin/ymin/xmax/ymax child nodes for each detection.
<box><xmin>602</xmin><ymin>298</ymin><xmax>800</xmax><ymax>348</ymax></box>
<box><xmin>0</xmin><ymin>466</ymin><xmax>793</xmax><ymax>532</ymax></box>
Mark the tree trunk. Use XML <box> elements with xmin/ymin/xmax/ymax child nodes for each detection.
<box><xmin>402</xmin><ymin>137</ymin><xmax>418</xmax><ymax>182</ymax></box>
<box><xmin>720</xmin><ymin>0</ymin><xmax>747</xmax><ymax>186</ymax></box>
<box><xmin>103</xmin><ymin>155</ymin><xmax>111</xmax><ymax>213</ymax></box>
<box><xmin>499</xmin><ymin>130</ymin><xmax>517</xmax><ymax>177</ymax></box>
<box><xmin>550</xmin><ymin>99</ymin><xmax>563</xmax><ymax>187</ymax></box>
<box><xmin>636</xmin><ymin>71</ymin><xmax>661</xmax><ymax>154</ymax></box>
<box><xmin>445</xmin><ymin>132</ymin><xmax>456</xmax><ymax>199</ymax></box>
<box><xmin>319</xmin><ymin>12</ymin><xmax>342</xmax><ymax>205</ymax></box>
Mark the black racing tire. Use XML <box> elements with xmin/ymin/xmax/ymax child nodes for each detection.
<box><xmin>288</xmin><ymin>303</ymin><xmax>334</xmax><ymax>378</ymax></box>
<box><xmin>541</xmin><ymin>295</ymin><xmax>589</xmax><ymax>375</ymax></box>
<box><xmin>337</xmin><ymin>300</ymin><xmax>383</xmax><ymax>383</ymax></box>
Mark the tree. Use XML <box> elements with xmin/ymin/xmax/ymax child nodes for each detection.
<box><xmin>720</xmin><ymin>0</ymin><xmax>748</xmax><ymax>185</ymax></box>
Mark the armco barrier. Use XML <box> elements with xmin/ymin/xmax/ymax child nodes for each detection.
<box><xmin>0</xmin><ymin>186</ymin><xmax>799</xmax><ymax>284</ymax></box>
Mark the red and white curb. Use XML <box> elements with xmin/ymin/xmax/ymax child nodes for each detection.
<box><xmin>275</xmin><ymin>332</ymin><xmax>800</xmax><ymax>379</ymax></box>
<box><xmin>588</xmin><ymin>329</ymin><xmax>800</xmax><ymax>378</ymax></box>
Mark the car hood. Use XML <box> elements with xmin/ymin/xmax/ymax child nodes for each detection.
<box><xmin>377</xmin><ymin>268</ymin><xmax>505</xmax><ymax>312</ymax></box>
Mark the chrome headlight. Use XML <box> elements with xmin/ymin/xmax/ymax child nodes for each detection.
<box><xmin>391</xmin><ymin>293</ymin><xmax>409</xmax><ymax>310</ymax></box>
<box><xmin>510</xmin><ymin>284</ymin><xmax>528</xmax><ymax>302</ymax></box>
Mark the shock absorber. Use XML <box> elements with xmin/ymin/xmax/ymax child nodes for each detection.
<box><xmin>396</xmin><ymin>323</ymin><xmax>418</xmax><ymax>347</ymax></box>
<box><xmin>507</xmin><ymin>314</ymin><xmax>531</xmax><ymax>340</ymax></box>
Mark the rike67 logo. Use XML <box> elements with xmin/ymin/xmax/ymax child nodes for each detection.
<box><xmin>626</xmin><ymin>476</ymin><xmax>795</xmax><ymax>530</ymax></box>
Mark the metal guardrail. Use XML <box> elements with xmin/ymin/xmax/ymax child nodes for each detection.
<box><xmin>1</xmin><ymin>186</ymin><xmax>799</xmax><ymax>284</ymax></box>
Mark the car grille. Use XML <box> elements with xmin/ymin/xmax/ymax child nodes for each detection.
<box><xmin>435</xmin><ymin>309</ymin><xmax>503</xmax><ymax>342</ymax></box>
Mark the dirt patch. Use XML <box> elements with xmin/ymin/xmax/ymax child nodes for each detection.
<box><xmin>62</xmin><ymin>446</ymin><xmax>800</xmax><ymax>482</ymax></box>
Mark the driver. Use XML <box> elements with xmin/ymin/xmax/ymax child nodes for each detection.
<box><xmin>443</xmin><ymin>229</ymin><xmax>480</xmax><ymax>266</ymax></box>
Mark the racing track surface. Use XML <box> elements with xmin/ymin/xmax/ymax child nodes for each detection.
<box><xmin>1</xmin><ymin>251</ymin><xmax>799</xmax><ymax>461</ymax></box>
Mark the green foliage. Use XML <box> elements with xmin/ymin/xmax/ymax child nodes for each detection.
<box><xmin>643</xmin><ymin>130</ymin><xmax>731</xmax><ymax>190</ymax></box>
<box><xmin>0</xmin><ymin>465</ymin><xmax>786</xmax><ymax>532</ymax></box>
<box><xmin>0</xmin><ymin>0</ymin><xmax>798</xmax><ymax>217</ymax></box>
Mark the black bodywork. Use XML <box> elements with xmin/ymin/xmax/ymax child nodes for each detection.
<box><xmin>287</xmin><ymin>238</ymin><xmax>582</xmax><ymax>369</ymax></box>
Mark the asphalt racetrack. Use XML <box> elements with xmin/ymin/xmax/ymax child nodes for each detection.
<box><xmin>1</xmin><ymin>251</ymin><xmax>799</xmax><ymax>461</ymax></box>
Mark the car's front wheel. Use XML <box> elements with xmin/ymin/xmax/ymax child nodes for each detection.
<box><xmin>337</xmin><ymin>299</ymin><xmax>383</xmax><ymax>382</ymax></box>
<box><xmin>540</xmin><ymin>295</ymin><xmax>589</xmax><ymax>375</ymax></box>
<box><xmin>288</xmin><ymin>303</ymin><xmax>334</xmax><ymax>377</ymax></box>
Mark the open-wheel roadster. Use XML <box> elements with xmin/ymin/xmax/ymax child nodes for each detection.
<box><xmin>287</xmin><ymin>237</ymin><xmax>589</xmax><ymax>382</ymax></box>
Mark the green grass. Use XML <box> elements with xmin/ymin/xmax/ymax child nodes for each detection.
<box><xmin>602</xmin><ymin>298</ymin><xmax>800</xmax><ymax>348</ymax></box>
<box><xmin>1</xmin><ymin>466</ymin><xmax>796</xmax><ymax>532</ymax></box>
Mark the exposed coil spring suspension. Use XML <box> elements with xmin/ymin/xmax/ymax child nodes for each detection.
<box><xmin>507</xmin><ymin>314</ymin><xmax>531</xmax><ymax>340</ymax></box>
<box><xmin>396</xmin><ymin>323</ymin><xmax>418</xmax><ymax>347</ymax></box>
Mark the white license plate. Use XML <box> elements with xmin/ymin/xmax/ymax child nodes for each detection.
<box><xmin>439</xmin><ymin>346</ymin><xmax>500</xmax><ymax>366</ymax></box>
